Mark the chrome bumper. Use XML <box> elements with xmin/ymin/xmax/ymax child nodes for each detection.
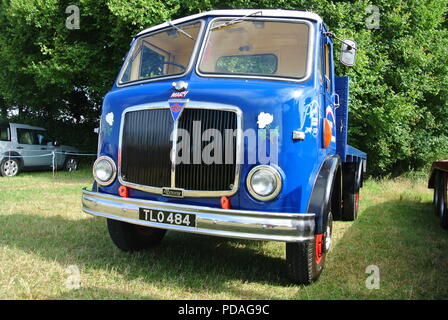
<box><xmin>82</xmin><ymin>189</ymin><xmax>315</xmax><ymax>242</ymax></box>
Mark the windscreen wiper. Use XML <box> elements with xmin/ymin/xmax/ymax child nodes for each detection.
<box><xmin>210</xmin><ymin>11</ymin><xmax>263</xmax><ymax>31</ymax></box>
<box><xmin>167</xmin><ymin>21</ymin><xmax>195</xmax><ymax>41</ymax></box>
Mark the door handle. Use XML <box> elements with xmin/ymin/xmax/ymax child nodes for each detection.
<box><xmin>17</xmin><ymin>147</ymin><xmax>23</xmax><ymax>150</ymax></box>
<box><xmin>41</xmin><ymin>148</ymin><xmax>47</xmax><ymax>150</ymax></box>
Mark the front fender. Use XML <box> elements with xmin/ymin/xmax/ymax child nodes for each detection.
<box><xmin>307</xmin><ymin>155</ymin><xmax>341</xmax><ymax>234</ymax></box>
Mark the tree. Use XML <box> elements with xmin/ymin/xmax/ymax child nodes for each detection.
<box><xmin>0</xmin><ymin>0</ymin><xmax>447</xmax><ymax>175</ymax></box>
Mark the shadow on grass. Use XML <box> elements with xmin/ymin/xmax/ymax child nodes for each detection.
<box><xmin>326</xmin><ymin>195</ymin><xmax>448</xmax><ymax>299</ymax></box>
<box><xmin>0</xmin><ymin>213</ymin><xmax>289</xmax><ymax>299</ymax></box>
<box><xmin>3</xmin><ymin>192</ymin><xmax>447</xmax><ymax>299</ymax></box>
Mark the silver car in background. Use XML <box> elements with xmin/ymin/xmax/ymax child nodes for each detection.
<box><xmin>0</xmin><ymin>122</ymin><xmax>80</xmax><ymax>177</ymax></box>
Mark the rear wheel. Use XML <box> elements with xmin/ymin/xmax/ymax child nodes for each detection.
<box><xmin>435</xmin><ymin>172</ymin><xmax>448</xmax><ymax>229</ymax></box>
<box><xmin>0</xmin><ymin>158</ymin><xmax>20</xmax><ymax>177</ymax></box>
<box><xmin>441</xmin><ymin>203</ymin><xmax>448</xmax><ymax>230</ymax></box>
<box><xmin>107</xmin><ymin>219</ymin><xmax>166</xmax><ymax>252</ymax></box>
<box><xmin>286</xmin><ymin>206</ymin><xmax>333</xmax><ymax>285</ymax></box>
<box><xmin>433</xmin><ymin>171</ymin><xmax>440</xmax><ymax>216</ymax></box>
<box><xmin>64</xmin><ymin>157</ymin><xmax>79</xmax><ymax>172</ymax></box>
<box><xmin>342</xmin><ymin>192</ymin><xmax>359</xmax><ymax>221</ymax></box>
<box><xmin>342</xmin><ymin>162</ymin><xmax>362</xmax><ymax>221</ymax></box>
<box><xmin>434</xmin><ymin>170</ymin><xmax>444</xmax><ymax>217</ymax></box>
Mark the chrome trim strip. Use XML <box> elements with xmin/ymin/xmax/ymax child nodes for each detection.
<box><xmin>117</xmin><ymin>101</ymin><xmax>243</xmax><ymax>197</ymax></box>
<box><xmin>196</xmin><ymin>17</ymin><xmax>315</xmax><ymax>84</ymax></box>
<box><xmin>170</xmin><ymin>113</ymin><xmax>179</xmax><ymax>188</ymax></box>
<box><xmin>116</xmin><ymin>19</ymin><xmax>206</xmax><ymax>88</ymax></box>
<box><xmin>82</xmin><ymin>189</ymin><xmax>315</xmax><ymax>242</ymax></box>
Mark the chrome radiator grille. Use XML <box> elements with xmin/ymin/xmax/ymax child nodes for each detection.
<box><xmin>119</xmin><ymin>104</ymin><xmax>241</xmax><ymax>196</ymax></box>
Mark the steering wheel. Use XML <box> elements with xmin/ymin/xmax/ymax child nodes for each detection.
<box><xmin>149</xmin><ymin>61</ymin><xmax>187</xmax><ymax>75</ymax></box>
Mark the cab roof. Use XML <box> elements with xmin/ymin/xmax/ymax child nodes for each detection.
<box><xmin>136</xmin><ymin>9</ymin><xmax>322</xmax><ymax>37</ymax></box>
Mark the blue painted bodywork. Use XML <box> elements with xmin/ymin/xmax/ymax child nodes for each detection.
<box><xmin>96</xmin><ymin>14</ymin><xmax>366</xmax><ymax>217</ymax></box>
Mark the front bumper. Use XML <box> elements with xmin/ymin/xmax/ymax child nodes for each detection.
<box><xmin>82</xmin><ymin>189</ymin><xmax>315</xmax><ymax>242</ymax></box>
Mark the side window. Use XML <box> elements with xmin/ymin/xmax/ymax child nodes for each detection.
<box><xmin>317</xmin><ymin>42</ymin><xmax>323</xmax><ymax>83</ymax></box>
<box><xmin>35</xmin><ymin>131</ymin><xmax>50</xmax><ymax>145</ymax></box>
<box><xmin>17</xmin><ymin>129</ymin><xmax>36</xmax><ymax>145</ymax></box>
<box><xmin>324</xmin><ymin>43</ymin><xmax>332</xmax><ymax>92</ymax></box>
<box><xmin>0</xmin><ymin>126</ymin><xmax>10</xmax><ymax>141</ymax></box>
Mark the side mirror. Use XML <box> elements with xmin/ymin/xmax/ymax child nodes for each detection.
<box><xmin>53</xmin><ymin>141</ymin><xmax>60</xmax><ymax>147</ymax></box>
<box><xmin>340</xmin><ymin>39</ymin><xmax>357</xmax><ymax>67</ymax></box>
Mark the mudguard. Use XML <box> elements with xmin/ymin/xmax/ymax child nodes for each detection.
<box><xmin>307</xmin><ymin>156</ymin><xmax>341</xmax><ymax>234</ymax></box>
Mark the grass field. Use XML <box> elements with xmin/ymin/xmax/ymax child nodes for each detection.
<box><xmin>0</xmin><ymin>167</ymin><xmax>447</xmax><ymax>300</ymax></box>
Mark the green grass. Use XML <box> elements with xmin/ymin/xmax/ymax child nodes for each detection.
<box><xmin>1</xmin><ymin>168</ymin><xmax>447</xmax><ymax>299</ymax></box>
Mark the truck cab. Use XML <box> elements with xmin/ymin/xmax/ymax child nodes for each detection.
<box><xmin>82</xmin><ymin>9</ymin><xmax>366</xmax><ymax>284</ymax></box>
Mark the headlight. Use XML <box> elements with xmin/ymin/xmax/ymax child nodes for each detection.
<box><xmin>93</xmin><ymin>156</ymin><xmax>117</xmax><ymax>186</ymax></box>
<box><xmin>246</xmin><ymin>165</ymin><xmax>282</xmax><ymax>201</ymax></box>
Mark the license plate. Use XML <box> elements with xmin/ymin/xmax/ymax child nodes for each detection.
<box><xmin>139</xmin><ymin>208</ymin><xmax>196</xmax><ymax>227</ymax></box>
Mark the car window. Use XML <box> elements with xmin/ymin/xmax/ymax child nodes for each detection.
<box><xmin>324</xmin><ymin>43</ymin><xmax>332</xmax><ymax>92</ymax></box>
<box><xmin>0</xmin><ymin>126</ymin><xmax>10</xmax><ymax>141</ymax></box>
<box><xmin>35</xmin><ymin>131</ymin><xmax>50</xmax><ymax>145</ymax></box>
<box><xmin>17</xmin><ymin>129</ymin><xmax>37</xmax><ymax>145</ymax></box>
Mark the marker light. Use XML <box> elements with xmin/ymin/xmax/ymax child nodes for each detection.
<box><xmin>323</xmin><ymin>118</ymin><xmax>332</xmax><ymax>149</ymax></box>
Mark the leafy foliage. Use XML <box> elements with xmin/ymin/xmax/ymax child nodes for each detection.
<box><xmin>0</xmin><ymin>0</ymin><xmax>447</xmax><ymax>175</ymax></box>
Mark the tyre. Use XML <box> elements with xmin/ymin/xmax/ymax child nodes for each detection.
<box><xmin>286</xmin><ymin>206</ymin><xmax>333</xmax><ymax>285</ymax></box>
<box><xmin>0</xmin><ymin>158</ymin><xmax>20</xmax><ymax>177</ymax></box>
<box><xmin>342</xmin><ymin>162</ymin><xmax>362</xmax><ymax>221</ymax></box>
<box><xmin>64</xmin><ymin>157</ymin><xmax>79</xmax><ymax>172</ymax></box>
<box><xmin>436</xmin><ymin>172</ymin><xmax>448</xmax><ymax>229</ymax></box>
<box><xmin>441</xmin><ymin>203</ymin><xmax>448</xmax><ymax>230</ymax></box>
<box><xmin>434</xmin><ymin>170</ymin><xmax>443</xmax><ymax>217</ymax></box>
<box><xmin>107</xmin><ymin>219</ymin><xmax>166</xmax><ymax>252</ymax></box>
<box><xmin>433</xmin><ymin>173</ymin><xmax>439</xmax><ymax>215</ymax></box>
<box><xmin>342</xmin><ymin>192</ymin><xmax>359</xmax><ymax>221</ymax></box>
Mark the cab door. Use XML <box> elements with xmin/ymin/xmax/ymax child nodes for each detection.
<box><xmin>322</xmin><ymin>35</ymin><xmax>337</xmax><ymax>152</ymax></box>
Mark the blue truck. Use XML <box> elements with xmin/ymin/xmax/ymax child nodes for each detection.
<box><xmin>82</xmin><ymin>9</ymin><xmax>366</xmax><ymax>284</ymax></box>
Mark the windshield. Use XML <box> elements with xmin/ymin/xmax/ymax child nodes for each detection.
<box><xmin>119</xmin><ymin>21</ymin><xmax>202</xmax><ymax>84</ymax></box>
<box><xmin>199</xmin><ymin>19</ymin><xmax>310</xmax><ymax>79</ymax></box>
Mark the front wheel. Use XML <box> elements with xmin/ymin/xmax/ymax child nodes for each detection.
<box><xmin>0</xmin><ymin>158</ymin><xmax>20</xmax><ymax>177</ymax></box>
<box><xmin>286</xmin><ymin>212</ymin><xmax>333</xmax><ymax>285</ymax></box>
<box><xmin>107</xmin><ymin>219</ymin><xmax>166</xmax><ymax>252</ymax></box>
